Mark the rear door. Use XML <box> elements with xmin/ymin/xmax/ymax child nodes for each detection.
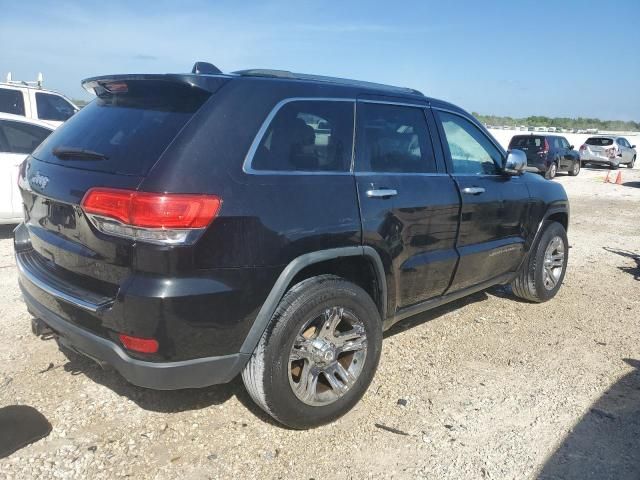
<box><xmin>434</xmin><ymin>109</ymin><xmax>529</xmax><ymax>292</ymax></box>
<box><xmin>354</xmin><ymin>100</ymin><xmax>460</xmax><ymax>314</ymax></box>
<box><xmin>618</xmin><ymin>138</ymin><xmax>632</xmax><ymax>163</ymax></box>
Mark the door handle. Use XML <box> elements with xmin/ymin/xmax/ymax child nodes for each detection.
<box><xmin>366</xmin><ymin>188</ymin><xmax>398</xmax><ymax>198</ymax></box>
<box><xmin>461</xmin><ymin>187</ymin><xmax>485</xmax><ymax>195</ymax></box>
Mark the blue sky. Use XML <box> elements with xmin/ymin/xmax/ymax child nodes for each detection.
<box><xmin>1</xmin><ymin>0</ymin><xmax>639</xmax><ymax>120</ymax></box>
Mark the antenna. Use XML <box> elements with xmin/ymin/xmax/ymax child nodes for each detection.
<box><xmin>6</xmin><ymin>72</ymin><xmax>11</xmax><ymax>82</ymax></box>
<box><xmin>37</xmin><ymin>72</ymin><xmax>43</xmax><ymax>87</ymax></box>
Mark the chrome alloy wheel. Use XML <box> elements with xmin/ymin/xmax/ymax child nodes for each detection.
<box><xmin>288</xmin><ymin>307</ymin><xmax>367</xmax><ymax>406</ymax></box>
<box><xmin>542</xmin><ymin>236</ymin><xmax>565</xmax><ymax>290</ymax></box>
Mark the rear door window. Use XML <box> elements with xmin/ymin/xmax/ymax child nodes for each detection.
<box><xmin>0</xmin><ymin>88</ymin><xmax>26</xmax><ymax>116</ymax></box>
<box><xmin>251</xmin><ymin>100</ymin><xmax>354</xmax><ymax>172</ymax></box>
<box><xmin>0</xmin><ymin>120</ymin><xmax>52</xmax><ymax>154</ymax></box>
<box><xmin>355</xmin><ymin>102</ymin><xmax>436</xmax><ymax>173</ymax></box>
<box><xmin>35</xmin><ymin>92</ymin><xmax>77</xmax><ymax>122</ymax></box>
<box><xmin>586</xmin><ymin>137</ymin><xmax>613</xmax><ymax>146</ymax></box>
<box><xmin>31</xmin><ymin>81</ymin><xmax>211</xmax><ymax>175</ymax></box>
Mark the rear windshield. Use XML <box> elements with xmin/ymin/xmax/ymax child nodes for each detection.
<box><xmin>31</xmin><ymin>81</ymin><xmax>211</xmax><ymax>175</ymax></box>
<box><xmin>586</xmin><ymin>137</ymin><xmax>613</xmax><ymax>146</ymax></box>
<box><xmin>509</xmin><ymin>135</ymin><xmax>544</xmax><ymax>149</ymax></box>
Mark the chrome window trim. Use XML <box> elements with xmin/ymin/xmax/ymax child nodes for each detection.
<box><xmin>358</xmin><ymin>99</ymin><xmax>430</xmax><ymax>109</ymax></box>
<box><xmin>242</xmin><ymin>97</ymin><xmax>356</xmax><ymax>176</ymax></box>
<box><xmin>355</xmin><ymin>172</ymin><xmax>447</xmax><ymax>177</ymax></box>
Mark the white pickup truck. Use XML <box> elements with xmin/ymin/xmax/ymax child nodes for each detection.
<box><xmin>0</xmin><ymin>73</ymin><xmax>79</xmax><ymax>128</ymax></box>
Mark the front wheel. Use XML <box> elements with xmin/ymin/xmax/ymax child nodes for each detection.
<box><xmin>242</xmin><ymin>275</ymin><xmax>383</xmax><ymax>429</ymax></box>
<box><xmin>629</xmin><ymin>156</ymin><xmax>636</xmax><ymax>169</ymax></box>
<box><xmin>511</xmin><ymin>221</ymin><xmax>568</xmax><ymax>303</ymax></box>
<box><xmin>568</xmin><ymin>160</ymin><xmax>581</xmax><ymax>176</ymax></box>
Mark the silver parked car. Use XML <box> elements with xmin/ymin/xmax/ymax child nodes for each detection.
<box><xmin>579</xmin><ymin>136</ymin><xmax>636</xmax><ymax>169</ymax></box>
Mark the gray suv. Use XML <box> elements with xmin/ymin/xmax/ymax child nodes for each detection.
<box><xmin>579</xmin><ymin>136</ymin><xmax>636</xmax><ymax>169</ymax></box>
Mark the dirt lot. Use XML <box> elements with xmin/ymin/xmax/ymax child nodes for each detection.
<box><xmin>1</xmin><ymin>166</ymin><xmax>639</xmax><ymax>480</ymax></box>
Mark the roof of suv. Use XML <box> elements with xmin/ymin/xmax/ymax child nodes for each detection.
<box><xmin>82</xmin><ymin>62</ymin><xmax>442</xmax><ymax>105</ymax></box>
<box><xmin>82</xmin><ymin>68</ymin><xmax>470</xmax><ymax>117</ymax></box>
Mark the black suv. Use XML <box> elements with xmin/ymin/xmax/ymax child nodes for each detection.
<box><xmin>509</xmin><ymin>134</ymin><xmax>581</xmax><ymax>179</ymax></box>
<box><xmin>15</xmin><ymin>64</ymin><xmax>569</xmax><ymax>429</ymax></box>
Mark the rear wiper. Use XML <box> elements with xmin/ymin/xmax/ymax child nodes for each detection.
<box><xmin>52</xmin><ymin>146</ymin><xmax>109</xmax><ymax>161</ymax></box>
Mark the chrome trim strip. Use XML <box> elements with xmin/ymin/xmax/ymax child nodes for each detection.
<box><xmin>242</xmin><ymin>97</ymin><xmax>356</xmax><ymax>175</ymax></box>
<box><xmin>355</xmin><ymin>171</ymin><xmax>448</xmax><ymax>177</ymax></box>
<box><xmin>358</xmin><ymin>99</ymin><xmax>429</xmax><ymax>108</ymax></box>
<box><xmin>16</xmin><ymin>253</ymin><xmax>111</xmax><ymax>313</ymax></box>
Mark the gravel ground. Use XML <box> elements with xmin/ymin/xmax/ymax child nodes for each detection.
<box><xmin>1</xmin><ymin>166</ymin><xmax>639</xmax><ymax>479</ymax></box>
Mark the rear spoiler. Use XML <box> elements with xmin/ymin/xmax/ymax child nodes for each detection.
<box><xmin>81</xmin><ymin>73</ymin><xmax>229</xmax><ymax>96</ymax></box>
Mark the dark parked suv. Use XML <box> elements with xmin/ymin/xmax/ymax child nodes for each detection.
<box><xmin>509</xmin><ymin>134</ymin><xmax>581</xmax><ymax>179</ymax></box>
<box><xmin>15</xmin><ymin>64</ymin><xmax>569</xmax><ymax>428</ymax></box>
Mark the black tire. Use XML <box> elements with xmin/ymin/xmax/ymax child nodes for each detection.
<box><xmin>545</xmin><ymin>162</ymin><xmax>557</xmax><ymax>179</ymax></box>
<box><xmin>610</xmin><ymin>161</ymin><xmax>619</xmax><ymax>170</ymax></box>
<box><xmin>242</xmin><ymin>275</ymin><xmax>383</xmax><ymax>429</ymax></box>
<box><xmin>511</xmin><ymin>221</ymin><xmax>568</xmax><ymax>303</ymax></box>
<box><xmin>568</xmin><ymin>160</ymin><xmax>580</xmax><ymax>176</ymax></box>
<box><xmin>629</xmin><ymin>156</ymin><xmax>636</xmax><ymax>169</ymax></box>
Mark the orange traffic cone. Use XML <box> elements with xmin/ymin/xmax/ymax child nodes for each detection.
<box><xmin>604</xmin><ymin>172</ymin><xmax>611</xmax><ymax>183</ymax></box>
<box><xmin>615</xmin><ymin>171</ymin><xmax>622</xmax><ymax>185</ymax></box>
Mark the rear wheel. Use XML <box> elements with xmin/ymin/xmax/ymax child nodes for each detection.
<box><xmin>242</xmin><ymin>275</ymin><xmax>382</xmax><ymax>429</ymax></box>
<box><xmin>511</xmin><ymin>221</ymin><xmax>568</xmax><ymax>303</ymax></box>
<box><xmin>545</xmin><ymin>162</ymin><xmax>557</xmax><ymax>179</ymax></box>
<box><xmin>568</xmin><ymin>160</ymin><xmax>580</xmax><ymax>176</ymax></box>
<box><xmin>610</xmin><ymin>160</ymin><xmax>619</xmax><ymax>169</ymax></box>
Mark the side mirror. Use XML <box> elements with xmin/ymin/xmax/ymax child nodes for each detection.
<box><xmin>569</xmin><ymin>145</ymin><xmax>574</xmax><ymax>150</ymax></box>
<box><xmin>632</xmin><ymin>145</ymin><xmax>636</xmax><ymax>149</ymax></box>
<box><xmin>503</xmin><ymin>149</ymin><xmax>527</xmax><ymax>175</ymax></box>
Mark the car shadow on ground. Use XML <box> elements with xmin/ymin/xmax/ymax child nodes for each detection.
<box><xmin>603</xmin><ymin>247</ymin><xmax>640</xmax><ymax>280</ymax></box>
<box><xmin>537</xmin><ymin>358</ymin><xmax>640</xmax><ymax>480</ymax></box>
<box><xmin>384</xmin><ymin>290</ymin><xmax>490</xmax><ymax>338</ymax></box>
<box><xmin>0</xmin><ymin>224</ymin><xmax>16</xmax><ymax>240</ymax></box>
<box><xmin>622</xmin><ymin>181</ymin><xmax>640</xmax><ymax>189</ymax></box>
<box><xmin>55</xmin><ymin>342</ymin><xmax>283</xmax><ymax>426</ymax></box>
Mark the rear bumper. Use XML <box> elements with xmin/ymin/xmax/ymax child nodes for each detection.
<box><xmin>580</xmin><ymin>154</ymin><xmax>615</xmax><ymax>165</ymax></box>
<box><xmin>21</xmin><ymin>285</ymin><xmax>249</xmax><ymax>389</ymax></box>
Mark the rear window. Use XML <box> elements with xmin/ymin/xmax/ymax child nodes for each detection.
<box><xmin>509</xmin><ymin>135</ymin><xmax>544</xmax><ymax>149</ymax></box>
<box><xmin>31</xmin><ymin>81</ymin><xmax>211</xmax><ymax>175</ymax></box>
<box><xmin>586</xmin><ymin>137</ymin><xmax>613</xmax><ymax>146</ymax></box>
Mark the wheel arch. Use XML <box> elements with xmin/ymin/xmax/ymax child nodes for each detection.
<box><xmin>239</xmin><ymin>246</ymin><xmax>387</xmax><ymax>355</ymax></box>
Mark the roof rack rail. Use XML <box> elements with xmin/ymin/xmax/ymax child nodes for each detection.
<box><xmin>4</xmin><ymin>72</ymin><xmax>44</xmax><ymax>88</ymax></box>
<box><xmin>232</xmin><ymin>69</ymin><xmax>423</xmax><ymax>96</ymax></box>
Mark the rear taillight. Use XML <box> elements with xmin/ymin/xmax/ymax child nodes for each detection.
<box><xmin>81</xmin><ymin>188</ymin><xmax>221</xmax><ymax>245</ymax></box>
<box><xmin>119</xmin><ymin>334</ymin><xmax>159</xmax><ymax>354</ymax></box>
<box><xmin>538</xmin><ymin>139</ymin><xmax>550</xmax><ymax>156</ymax></box>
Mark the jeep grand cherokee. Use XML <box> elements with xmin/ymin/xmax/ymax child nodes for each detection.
<box><xmin>15</xmin><ymin>63</ymin><xmax>569</xmax><ymax>429</ymax></box>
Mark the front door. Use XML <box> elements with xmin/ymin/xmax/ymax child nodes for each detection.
<box><xmin>354</xmin><ymin>100</ymin><xmax>460</xmax><ymax>315</ymax></box>
<box><xmin>433</xmin><ymin>109</ymin><xmax>529</xmax><ymax>292</ymax></box>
